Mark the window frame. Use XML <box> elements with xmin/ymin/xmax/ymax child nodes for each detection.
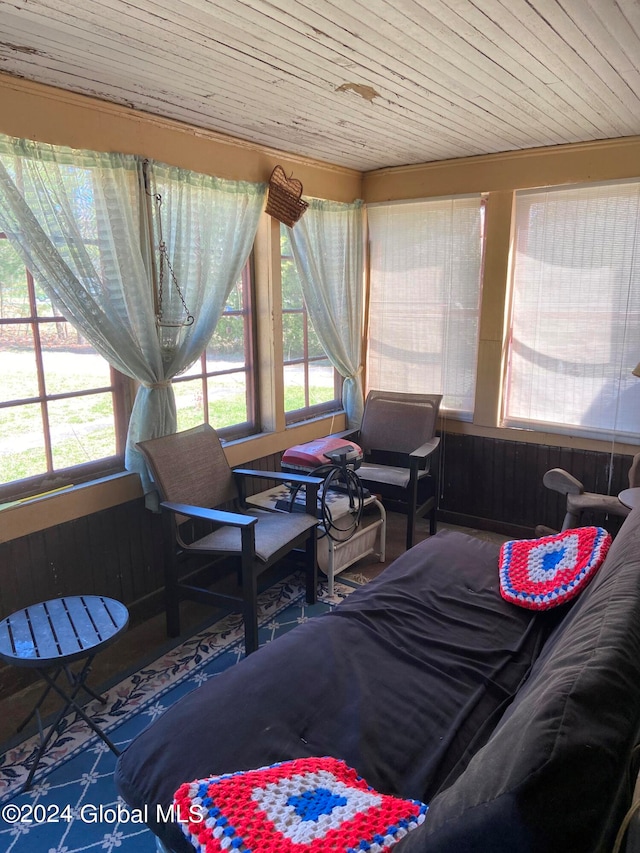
<box><xmin>0</xmin><ymin>232</ymin><xmax>130</xmax><ymax>502</ymax></box>
<box><xmin>280</xmin><ymin>228</ymin><xmax>343</xmax><ymax>425</ymax></box>
<box><xmin>171</xmin><ymin>255</ymin><xmax>260</xmax><ymax>441</ymax></box>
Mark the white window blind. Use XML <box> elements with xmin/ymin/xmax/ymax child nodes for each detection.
<box><xmin>504</xmin><ymin>181</ymin><xmax>640</xmax><ymax>442</ymax></box>
<box><xmin>366</xmin><ymin>196</ymin><xmax>483</xmax><ymax>417</ymax></box>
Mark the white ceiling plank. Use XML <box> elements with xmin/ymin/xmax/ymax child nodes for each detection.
<box><xmin>105</xmin><ymin>0</ymin><xmax>536</xmax><ymax>154</ymax></box>
<box><xmin>0</xmin><ymin>7</ymin><xmax>449</xmax><ymax>166</ymax></box>
<box><xmin>3</xmin><ymin>0</ymin><xmax>512</xmax><ymax>163</ymax></box>
<box><xmin>419</xmin><ymin>0</ymin><xmax>634</xmax><ymax>136</ymax></box>
<box><xmin>258</xmin><ymin>0</ymin><xmax>580</xmax><ymax>142</ymax></box>
<box><xmin>510</xmin><ymin>0</ymin><xmax>640</xmax><ymax>132</ymax></box>
<box><xmin>0</xmin><ymin>0</ymin><xmax>639</xmax><ymax>170</ymax></box>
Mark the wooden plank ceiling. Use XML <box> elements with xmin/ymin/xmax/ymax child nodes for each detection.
<box><xmin>0</xmin><ymin>0</ymin><xmax>639</xmax><ymax>171</ymax></box>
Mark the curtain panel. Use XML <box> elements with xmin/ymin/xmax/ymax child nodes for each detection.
<box><xmin>288</xmin><ymin>197</ymin><xmax>365</xmax><ymax>427</ymax></box>
<box><xmin>0</xmin><ymin>134</ymin><xmax>266</xmax><ymax>497</ymax></box>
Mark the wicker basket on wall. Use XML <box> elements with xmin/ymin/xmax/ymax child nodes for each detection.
<box><xmin>265</xmin><ymin>165</ymin><xmax>309</xmax><ymax>227</ymax></box>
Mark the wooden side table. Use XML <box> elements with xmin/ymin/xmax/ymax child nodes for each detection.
<box><xmin>0</xmin><ymin>595</ymin><xmax>129</xmax><ymax>791</ymax></box>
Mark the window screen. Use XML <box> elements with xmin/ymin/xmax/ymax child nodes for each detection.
<box><xmin>504</xmin><ymin>180</ymin><xmax>640</xmax><ymax>441</ymax></box>
<box><xmin>366</xmin><ymin>195</ymin><xmax>484</xmax><ymax>418</ymax></box>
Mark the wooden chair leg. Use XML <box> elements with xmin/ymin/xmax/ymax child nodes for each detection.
<box><xmin>429</xmin><ymin>504</ymin><xmax>438</xmax><ymax>536</ymax></box>
<box><xmin>162</xmin><ymin>511</ymin><xmax>181</xmax><ymax>638</ymax></box>
<box><xmin>407</xmin><ymin>468</ymin><xmax>420</xmax><ymax>551</ymax></box>
<box><xmin>238</xmin><ymin>526</ymin><xmax>259</xmax><ymax>655</ymax></box>
<box><xmin>406</xmin><ymin>513</ymin><xmax>416</xmax><ymax>551</ymax></box>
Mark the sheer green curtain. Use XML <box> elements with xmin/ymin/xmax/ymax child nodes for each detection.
<box><xmin>288</xmin><ymin>198</ymin><xmax>365</xmax><ymax>426</ymax></box>
<box><xmin>0</xmin><ymin>134</ymin><xmax>266</xmax><ymax>496</ymax></box>
<box><xmin>127</xmin><ymin>161</ymin><xmax>265</xmax><ymax>490</ymax></box>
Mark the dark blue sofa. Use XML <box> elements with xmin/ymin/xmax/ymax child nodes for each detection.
<box><xmin>115</xmin><ymin>508</ymin><xmax>640</xmax><ymax>852</ymax></box>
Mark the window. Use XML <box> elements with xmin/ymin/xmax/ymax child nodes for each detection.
<box><xmin>504</xmin><ymin>180</ymin><xmax>640</xmax><ymax>441</ymax></box>
<box><xmin>0</xmin><ymin>233</ymin><xmax>128</xmax><ymax>495</ymax></box>
<box><xmin>173</xmin><ymin>258</ymin><xmax>258</xmax><ymax>439</ymax></box>
<box><xmin>280</xmin><ymin>225</ymin><xmax>342</xmax><ymax>423</ymax></box>
<box><xmin>366</xmin><ymin>195</ymin><xmax>484</xmax><ymax>418</ymax></box>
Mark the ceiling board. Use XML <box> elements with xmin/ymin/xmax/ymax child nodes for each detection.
<box><xmin>0</xmin><ymin>0</ymin><xmax>639</xmax><ymax>171</ymax></box>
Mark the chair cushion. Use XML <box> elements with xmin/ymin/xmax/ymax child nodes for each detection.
<box><xmin>188</xmin><ymin>508</ymin><xmax>318</xmax><ymax>562</ymax></box>
<box><xmin>357</xmin><ymin>462</ymin><xmax>428</xmax><ymax>489</ymax></box>
<box><xmin>498</xmin><ymin>526</ymin><xmax>611</xmax><ymax>610</ymax></box>
<box><xmin>172</xmin><ymin>756</ymin><xmax>427</xmax><ymax>853</ymax></box>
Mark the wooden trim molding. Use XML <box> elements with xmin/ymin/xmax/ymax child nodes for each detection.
<box><xmin>363</xmin><ymin>135</ymin><xmax>640</xmax><ymax>202</ymax></box>
<box><xmin>0</xmin><ymin>73</ymin><xmax>362</xmax><ymax>202</ymax></box>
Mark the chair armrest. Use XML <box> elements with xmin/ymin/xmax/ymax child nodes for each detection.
<box><xmin>233</xmin><ymin>470</ymin><xmax>322</xmax><ymax>517</ymax></box>
<box><xmin>232</xmin><ymin>469</ymin><xmax>324</xmax><ymax>488</ymax></box>
<box><xmin>326</xmin><ymin>428</ymin><xmax>360</xmax><ymax>441</ymax></box>
<box><xmin>410</xmin><ymin>436</ymin><xmax>440</xmax><ymax>460</ymax></box>
<box><xmin>542</xmin><ymin>468</ymin><xmax>585</xmax><ymax>495</ymax></box>
<box><xmin>160</xmin><ymin>501</ymin><xmax>257</xmax><ymax>528</ymax></box>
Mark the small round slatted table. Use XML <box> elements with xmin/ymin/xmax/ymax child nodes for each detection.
<box><xmin>0</xmin><ymin>595</ymin><xmax>129</xmax><ymax>792</ymax></box>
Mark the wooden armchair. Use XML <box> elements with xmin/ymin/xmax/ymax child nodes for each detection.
<box><xmin>336</xmin><ymin>390</ymin><xmax>442</xmax><ymax>550</ymax></box>
<box><xmin>137</xmin><ymin>424</ymin><xmax>322</xmax><ymax>655</ymax></box>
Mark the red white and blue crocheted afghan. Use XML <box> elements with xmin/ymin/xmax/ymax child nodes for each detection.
<box><xmin>173</xmin><ymin>756</ymin><xmax>428</xmax><ymax>853</ymax></box>
<box><xmin>499</xmin><ymin>526</ymin><xmax>611</xmax><ymax>611</ymax></box>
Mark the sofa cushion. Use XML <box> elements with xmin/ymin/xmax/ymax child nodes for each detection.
<box><xmin>498</xmin><ymin>526</ymin><xmax>611</xmax><ymax>610</ymax></box>
<box><xmin>400</xmin><ymin>508</ymin><xmax>640</xmax><ymax>853</ymax></box>
<box><xmin>115</xmin><ymin>530</ymin><xmax>561</xmax><ymax>853</ymax></box>
<box><xmin>173</xmin><ymin>756</ymin><xmax>427</xmax><ymax>853</ymax></box>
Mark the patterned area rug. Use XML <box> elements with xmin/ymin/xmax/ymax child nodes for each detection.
<box><xmin>0</xmin><ymin>572</ymin><xmax>358</xmax><ymax>853</ymax></box>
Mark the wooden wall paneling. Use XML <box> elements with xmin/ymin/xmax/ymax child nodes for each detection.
<box><xmin>43</xmin><ymin>521</ymin><xmax>72</xmax><ymax>599</ymax></box>
<box><xmin>0</xmin><ymin>537</ymin><xmax>28</xmax><ymax>619</ymax></box>
<box><xmin>113</xmin><ymin>501</ymin><xmax>136</xmax><ymax>605</ymax></box>
<box><xmin>582</xmin><ymin>451</ymin><xmax>598</xmax><ymax>496</ymax></box>
<box><xmin>463</xmin><ymin>433</ymin><xmax>477</xmax><ymax>516</ymax></box>
<box><xmin>145</xmin><ymin>508</ymin><xmax>164</xmax><ymax>598</ymax></box>
<box><xmin>532</xmin><ymin>441</ymin><xmax>551</xmax><ymax>528</ymax></box>
<box><xmin>501</xmin><ymin>439</ymin><xmax>518</xmax><ymax>524</ymax></box>
<box><xmin>440</xmin><ymin>433</ymin><xmax>462</xmax><ymax>511</ymax></box>
<box><xmin>108</xmin><ymin>505</ymin><xmax>132</xmax><ymax>600</ymax></box>
<box><xmin>489</xmin><ymin>438</ymin><xmax>505</xmax><ymax>523</ymax></box>
<box><xmin>70</xmin><ymin>514</ymin><xmax>98</xmax><ymax>598</ymax></box>
<box><xmin>27</xmin><ymin>528</ymin><xmax>59</xmax><ymax>605</ymax></box>
<box><xmin>96</xmin><ymin>507</ymin><xmax>124</xmax><ymax>600</ymax></box>
<box><xmin>124</xmin><ymin>499</ymin><xmax>158</xmax><ymax>603</ymax></box>
<box><xmin>474</xmin><ymin>436</ymin><xmax>488</xmax><ymax>519</ymax></box>
<box><xmin>519</xmin><ymin>442</ymin><xmax>544</xmax><ymax>526</ymax></box>
<box><xmin>481</xmin><ymin>437</ymin><xmax>499</xmax><ymax>522</ymax></box>
<box><xmin>0</xmin><ymin>497</ymin><xmax>165</xmax><ymax>622</ymax></box>
<box><xmin>438</xmin><ymin>432</ymin><xmax>634</xmax><ymax>535</ymax></box>
<box><xmin>239</xmin><ymin>451</ymin><xmax>284</xmax><ymax>497</ymax></box>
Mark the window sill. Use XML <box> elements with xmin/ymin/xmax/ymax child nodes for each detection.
<box><xmin>222</xmin><ymin>412</ymin><xmax>348</xmax><ymax>467</ymax></box>
<box><xmin>0</xmin><ymin>471</ymin><xmax>143</xmax><ymax>544</ymax></box>
<box><xmin>0</xmin><ymin>415</ymin><xmax>349</xmax><ymax>543</ymax></box>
